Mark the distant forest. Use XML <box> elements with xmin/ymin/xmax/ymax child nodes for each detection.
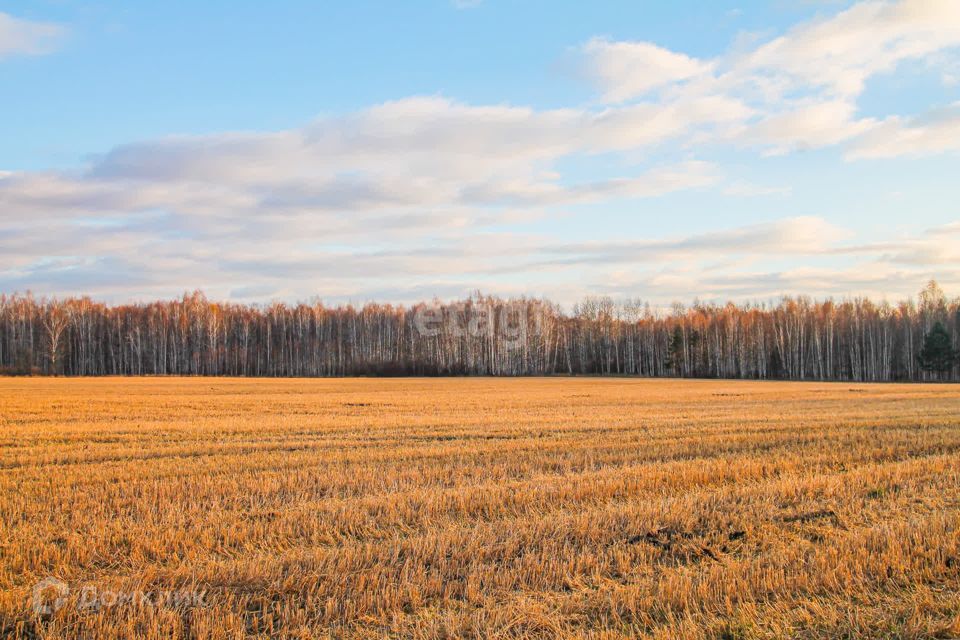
<box><xmin>1</xmin><ymin>281</ymin><xmax>958</xmax><ymax>381</ymax></box>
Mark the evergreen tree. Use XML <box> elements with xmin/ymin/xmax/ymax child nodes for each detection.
<box><xmin>917</xmin><ymin>321</ymin><xmax>958</xmax><ymax>378</ymax></box>
<box><xmin>665</xmin><ymin>325</ymin><xmax>684</xmax><ymax>376</ymax></box>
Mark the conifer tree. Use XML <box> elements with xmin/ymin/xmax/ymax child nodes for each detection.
<box><xmin>917</xmin><ymin>321</ymin><xmax>958</xmax><ymax>379</ymax></box>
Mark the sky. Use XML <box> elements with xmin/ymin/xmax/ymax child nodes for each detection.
<box><xmin>1</xmin><ymin>0</ymin><xmax>959</xmax><ymax>307</ymax></box>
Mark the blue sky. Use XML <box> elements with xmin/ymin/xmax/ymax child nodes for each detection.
<box><xmin>1</xmin><ymin>0</ymin><xmax>959</xmax><ymax>306</ymax></box>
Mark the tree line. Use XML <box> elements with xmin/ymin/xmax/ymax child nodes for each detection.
<box><xmin>1</xmin><ymin>281</ymin><xmax>957</xmax><ymax>381</ymax></box>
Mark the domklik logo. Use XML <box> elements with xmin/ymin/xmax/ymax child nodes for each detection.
<box><xmin>31</xmin><ymin>577</ymin><xmax>69</xmax><ymax>616</ymax></box>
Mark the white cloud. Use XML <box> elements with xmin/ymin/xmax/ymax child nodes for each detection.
<box><xmin>743</xmin><ymin>100</ymin><xmax>877</xmax><ymax>154</ymax></box>
<box><xmin>0</xmin><ymin>12</ymin><xmax>64</xmax><ymax>59</ymax></box>
<box><xmin>460</xmin><ymin>161</ymin><xmax>720</xmax><ymax>206</ymax></box>
<box><xmin>581</xmin><ymin>0</ymin><xmax>960</xmax><ymax>157</ymax></box>
<box><xmin>739</xmin><ymin>0</ymin><xmax>960</xmax><ymax>99</ymax></box>
<box><xmin>582</xmin><ymin>38</ymin><xmax>714</xmax><ymax>102</ymax></box>
<box><xmin>0</xmin><ymin>96</ymin><xmax>740</xmax><ymax>224</ymax></box>
<box><xmin>846</xmin><ymin>101</ymin><xmax>960</xmax><ymax>159</ymax></box>
<box><xmin>537</xmin><ymin>217</ymin><xmax>848</xmax><ymax>266</ymax></box>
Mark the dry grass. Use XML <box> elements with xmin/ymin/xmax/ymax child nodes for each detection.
<box><xmin>1</xmin><ymin>377</ymin><xmax>959</xmax><ymax>639</ymax></box>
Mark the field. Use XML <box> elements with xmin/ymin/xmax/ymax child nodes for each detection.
<box><xmin>1</xmin><ymin>378</ymin><xmax>959</xmax><ymax>639</ymax></box>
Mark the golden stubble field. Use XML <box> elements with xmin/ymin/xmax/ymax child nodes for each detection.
<box><xmin>0</xmin><ymin>377</ymin><xmax>958</xmax><ymax>639</ymax></box>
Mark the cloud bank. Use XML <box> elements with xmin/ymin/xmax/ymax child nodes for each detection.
<box><xmin>1</xmin><ymin>1</ymin><xmax>959</xmax><ymax>305</ymax></box>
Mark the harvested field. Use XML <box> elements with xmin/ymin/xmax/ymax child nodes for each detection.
<box><xmin>1</xmin><ymin>377</ymin><xmax>959</xmax><ymax>639</ymax></box>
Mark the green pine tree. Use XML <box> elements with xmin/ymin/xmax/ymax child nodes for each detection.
<box><xmin>917</xmin><ymin>321</ymin><xmax>958</xmax><ymax>378</ymax></box>
<box><xmin>665</xmin><ymin>325</ymin><xmax>684</xmax><ymax>376</ymax></box>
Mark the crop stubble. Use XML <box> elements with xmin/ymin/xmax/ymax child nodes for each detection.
<box><xmin>0</xmin><ymin>377</ymin><xmax>958</xmax><ymax>638</ymax></box>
